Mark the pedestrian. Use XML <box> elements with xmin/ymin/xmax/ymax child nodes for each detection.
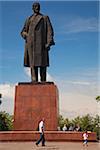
<box><xmin>36</xmin><ymin>118</ymin><xmax>45</xmax><ymax>146</ymax></box>
<box><xmin>83</xmin><ymin>131</ymin><xmax>88</xmax><ymax>147</ymax></box>
<box><xmin>62</xmin><ymin>124</ymin><xmax>67</xmax><ymax>131</ymax></box>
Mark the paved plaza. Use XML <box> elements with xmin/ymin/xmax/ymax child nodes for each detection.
<box><xmin>0</xmin><ymin>142</ymin><xmax>99</xmax><ymax>150</ymax></box>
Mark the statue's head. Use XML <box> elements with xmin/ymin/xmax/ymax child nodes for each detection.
<box><xmin>32</xmin><ymin>2</ymin><xmax>40</xmax><ymax>13</ymax></box>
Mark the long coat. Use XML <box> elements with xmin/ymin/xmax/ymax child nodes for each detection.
<box><xmin>21</xmin><ymin>13</ymin><xmax>55</xmax><ymax>67</ymax></box>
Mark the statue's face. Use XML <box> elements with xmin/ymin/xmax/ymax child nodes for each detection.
<box><xmin>33</xmin><ymin>3</ymin><xmax>40</xmax><ymax>13</ymax></box>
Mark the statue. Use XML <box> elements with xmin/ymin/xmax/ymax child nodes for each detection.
<box><xmin>21</xmin><ymin>2</ymin><xmax>55</xmax><ymax>82</ymax></box>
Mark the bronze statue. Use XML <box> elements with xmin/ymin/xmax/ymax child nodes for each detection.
<box><xmin>21</xmin><ymin>2</ymin><xmax>55</xmax><ymax>82</ymax></box>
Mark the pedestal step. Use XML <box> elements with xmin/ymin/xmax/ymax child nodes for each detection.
<box><xmin>0</xmin><ymin>131</ymin><xmax>97</xmax><ymax>141</ymax></box>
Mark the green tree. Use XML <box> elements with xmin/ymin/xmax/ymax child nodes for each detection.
<box><xmin>0</xmin><ymin>111</ymin><xmax>13</xmax><ymax>131</ymax></box>
<box><xmin>64</xmin><ymin>118</ymin><xmax>70</xmax><ymax>126</ymax></box>
<box><xmin>58</xmin><ymin>114</ymin><xmax>100</xmax><ymax>140</ymax></box>
<box><xmin>92</xmin><ymin>115</ymin><xmax>100</xmax><ymax>140</ymax></box>
<box><xmin>96</xmin><ymin>96</ymin><xmax>100</xmax><ymax>102</ymax></box>
<box><xmin>80</xmin><ymin>114</ymin><xmax>94</xmax><ymax>131</ymax></box>
<box><xmin>58</xmin><ymin>115</ymin><xmax>65</xmax><ymax>130</ymax></box>
<box><xmin>71</xmin><ymin>116</ymin><xmax>81</xmax><ymax>126</ymax></box>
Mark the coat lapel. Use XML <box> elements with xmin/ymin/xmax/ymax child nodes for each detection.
<box><xmin>30</xmin><ymin>14</ymin><xmax>43</xmax><ymax>30</ymax></box>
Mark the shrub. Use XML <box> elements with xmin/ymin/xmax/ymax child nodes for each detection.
<box><xmin>0</xmin><ymin>111</ymin><xmax>13</xmax><ymax>131</ymax></box>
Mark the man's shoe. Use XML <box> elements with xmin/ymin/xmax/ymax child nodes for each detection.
<box><xmin>36</xmin><ymin>143</ymin><xmax>38</xmax><ymax>146</ymax></box>
<box><xmin>42</xmin><ymin>144</ymin><xmax>45</xmax><ymax>146</ymax></box>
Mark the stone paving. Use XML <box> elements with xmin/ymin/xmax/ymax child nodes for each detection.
<box><xmin>0</xmin><ymin>142</ymin><xmax>99</xmax><ymax>150</ymax></box>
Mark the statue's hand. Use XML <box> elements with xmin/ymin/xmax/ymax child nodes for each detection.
<box><xmin>22</xmin><ymin>32</ymin><xmax>28</xmax><ymax>39</ymax></box>
<box><xmin>45</xmin><ymin>44</ymin><xmax>50</xmax><ymax>50</ymax></box>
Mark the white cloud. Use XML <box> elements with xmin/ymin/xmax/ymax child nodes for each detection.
<box><xmin>47</xmin><ymin>73</ymin><xmax>55</xmax><ymax>82</ymax></box>
<box><xmin>24</xmin><ymin>68</ymin><xmax>30</xmax><ymax>78</ymax></box>
<box><xmin>59</xmin><ymin>17</ymin><xmax>99</xmax><ymax>34</ymax></box>
<box><xmin>55</xmin><ymin>68</ymin><xmax>99</xmax><ymax>118</ymax></box>
<box><xmin>0</xmin><ymin>84</ymin><xmax>15</xmax><ymax>114</ymax></box>
<box><xmin>66</xmin><ymin>81</ymin><xmax>90</xmax><ymax>85</ymax></box>
<box><xmin>59</xmin><ymin>92</ymin><xmax>98</xmax><ymax>118</ymax></box>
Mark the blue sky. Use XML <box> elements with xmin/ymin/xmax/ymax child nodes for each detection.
<box><xmin>0</xmin><ymin>1</ymin><xmax>99</xmax><ymax>118</ymax></box>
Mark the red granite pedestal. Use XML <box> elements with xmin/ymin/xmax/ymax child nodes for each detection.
<box><xmin>13</xmin><ymin>82</ymin><xmax>59</xmax><ymax>131</ymax></box>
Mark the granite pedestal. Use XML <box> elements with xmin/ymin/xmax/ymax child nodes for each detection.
<box><xmin>13</xmin><ymin>82</ymin><xmax>59</xmax><ymax>131</ymax></box>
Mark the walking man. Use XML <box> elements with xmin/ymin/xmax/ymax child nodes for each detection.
<box><xmin>36</xmin><ymin>118</ymin><xmax>45</xmax><ymax>146</ymax></box>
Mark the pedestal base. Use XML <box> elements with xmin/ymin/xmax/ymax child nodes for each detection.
<box><xmin>13</xmin><ymin>82</ymin><xmax>59</xmax><ymax>131</ymax></box>
<box><xmin>0</xmin><ymin>131</ymin><xmax>97</xmax><ymax>141</ymax></box>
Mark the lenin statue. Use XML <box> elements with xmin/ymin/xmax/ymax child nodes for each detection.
<box><xmin>21</xmin><ymin>2</ymin><xmax>55</xmax><ymax>82</ymax></box>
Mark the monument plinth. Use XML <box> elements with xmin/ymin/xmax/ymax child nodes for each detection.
<box><xmin>13</xmin><ymin>82</ymin><xmax>59</xmax><ymax>131</ymax></box>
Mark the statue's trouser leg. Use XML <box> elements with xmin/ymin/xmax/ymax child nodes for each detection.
<box><xmin>40</xmin><ymin>67</ymin><xmax>46</xmax><ymax>82</ymax></box>
<box><xmin>31</xmin><ymin>66</ymin><xmax>38</xmax><ymax>82</ymax></box>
